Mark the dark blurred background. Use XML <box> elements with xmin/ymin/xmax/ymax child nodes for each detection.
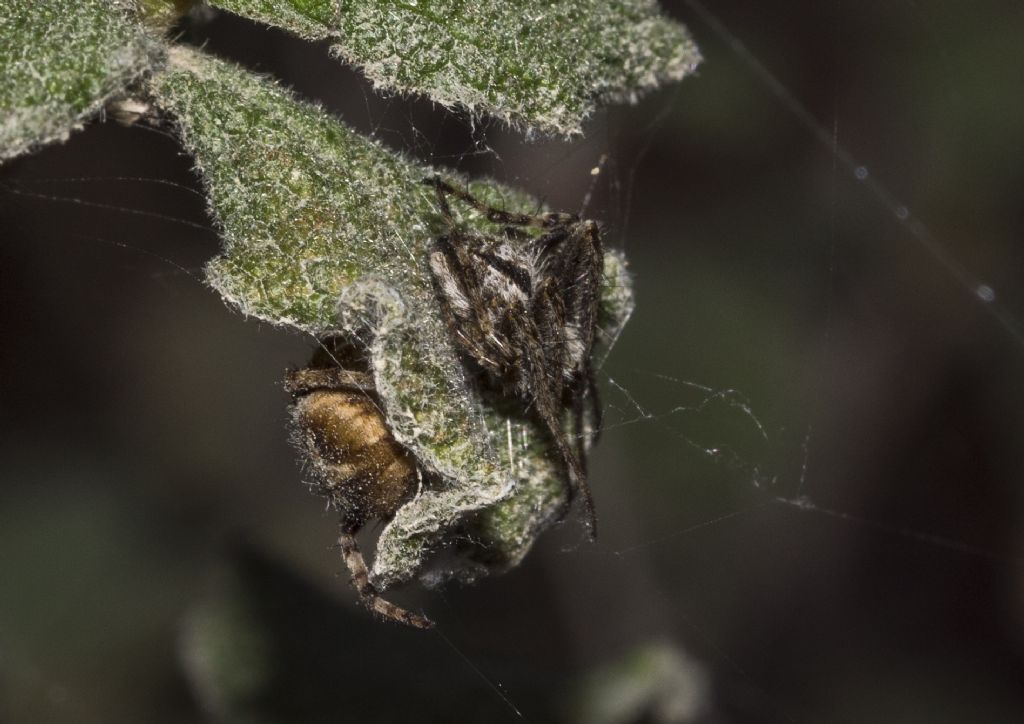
<box><xmin>2</xmin><ymin>2</ymin><xmax>1023</xmax><ymax>722</ymax></box>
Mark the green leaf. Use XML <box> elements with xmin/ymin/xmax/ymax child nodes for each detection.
<box><xmin>0</xmin><ymin>0</ymin><xmax>164</xmax><ymax>162</ymax></box>
<box><xmin>569</xmin><ymin>642</ymin><xmax>710</xmax><ymax>724</ymax></box>
<box><xmin>148</xmin><ymin>47</ymin><xmax>634</xmax><ymax>587</ymax></box>
<box><xmin>208</xmin><ymin>0</ymin><xmax>700</xmax><ymax>136</ymax></box>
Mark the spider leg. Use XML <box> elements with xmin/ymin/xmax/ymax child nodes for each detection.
<box><xmin>538</xmin><ymin>376</ymin><xmax>597</xmax><ymax>539</ymax></box>
<box><xmin>567</xmin><ymin>369</ymin><xmax>603</xmax><ymax>499</ymax></box>
<box><xmin>431</xmin><ymin>239</ymin><xmax>506</xmax><ymax>377</ymax></box>
<box><xmin>585</xmin><ymin>366</ymin><xmax>603</xmax><ymax>444</ymax></box>
<box><xmin>541</xmin><ymin>224</ymin><xmax>605</xmax><ymax>399</ymax></box>
<box><xmin>284</xmin><ymin>367</ymin><xmax>374</xmax><ymax>396</ymax></box>
<box><xmin>527</xmin><ymin>282</ymin><xmax>598</xmax><ymax>538</ymax></box>
<box><xmin>533</xmin><ymin>225</ymin><xmax>572</xmax><ymax>256</ymax></box>
<box><xmin>338</xmin><ymin>521</ymin><xmax>433</xmax><ymax>629</ymax></box>
<box><xmin>572</xmin><ymin>380</ymin><xmax>589</xmax><ymax>479</ymax></box>
<box><xmin>424</xmin><ymin>176</ymin><xmax>575</xmax><ymax>230</ymax></box>
<box><xmin>502</xmin><ymin>225</ymin><xmax>533</xmax><ymax>241</ymax></box>
<box><xmin>537</xmin><ymin>222</ymin><xmax>605</xmax><ymax>423</ymax></box>
<box><xmin>428</xmin><ymin>176</ymin><xmax>456</xmax><ymax>224</ymax></box>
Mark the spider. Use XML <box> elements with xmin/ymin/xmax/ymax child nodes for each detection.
<box><xmin>425</xmin><ymin>176</ymin><xmax>605</xmax><ymax>537</ymax></box>
<box><xmin>285</xmin><ymin>339</ymin><xmax>433</xmax><ymax>629</ymax></box>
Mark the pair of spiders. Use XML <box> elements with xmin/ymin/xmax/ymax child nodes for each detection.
<box><xmin>286</xmin><ymin>177</ymin><xmax>606</xmax><ymax>628</ymax></box>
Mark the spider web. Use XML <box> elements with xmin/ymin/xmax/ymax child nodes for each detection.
<box><xmin>1</xmin><ymin>2</ymin><xmax>1022</xmax><ymax>723</ymax></box>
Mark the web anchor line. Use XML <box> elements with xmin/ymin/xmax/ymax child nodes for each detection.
<box><xmin>680</xmin><ymin>0</ymin><xmax>1024</xmax><ymax>349</ymax></box>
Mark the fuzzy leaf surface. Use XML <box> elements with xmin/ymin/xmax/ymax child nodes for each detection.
<box><xmin>209</xmin><ymin>0</ymin><xmax>700</xmax><ymax>135</ymax></box>
<box><xmin>0</xmin><ymin>0</ymin><xmax>162</xmax><ymax>162</ymax></box>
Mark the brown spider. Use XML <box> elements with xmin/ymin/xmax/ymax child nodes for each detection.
<box><xmin>425</xmin><ymin>177</ymin><xmax>605</xmax><ymax>537</ymax></box>
<box><xmin>285</xmin><ymin>340</ymin><xmax>433</xmax><ymax>629</ymax></box>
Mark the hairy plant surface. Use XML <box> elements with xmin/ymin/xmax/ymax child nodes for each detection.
<box><xmin>1</xmin><ymin>0</ymin><xmax>691</xmax><ymax>587</ymax></box>
<box><xmin>210</xmin><ymin>0</ymin><xmax>701</xmax><ymax>135</ymax></box>
<box><xmin>0</xmin><ymin>0</ymin><xmax>163</xmax><ymax>162</ymax></box>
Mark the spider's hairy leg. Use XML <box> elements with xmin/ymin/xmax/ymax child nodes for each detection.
<box><xmin>527</xmin><ymin>282</ymin><xmax>598</xmax><ymax>538</ymax></box>
<box><xmin>534</xmin><ymin>221</ymin><xmax>606</xmax><ymax>439</ymax></box>
<box><xmin>530</xmin><ymin>371</ymin><xmax>596</xmax><ymax>538</ymax></box>
<box><xmin>430</xmin><ymin>237</ymin><xmax>475</xmax><ymax>318</ymax></box>
<box><xmin>539</xmin><ymin>222</ymin><xmax>604</xmax><ymax>352</ymax></box>
<box><xmin>427</xmin><ymin>175</ymin><xmax>456</xmax><ymax>224</ymax></box>
<box><xmin>284</xmin><ymin>367</ymin><xmax>375</xmax><ymax>397</ymax></box>
<box><xmin>584</xmin><ymin>368</ymin><xmax>603</xmax><ymax>445</ymax></box>
<box><xmin>423</xmin><ymin>176</ymin><xmax>575</xmax><ymax>230</ymax></box>
<box><xmin>429</xmin><ymin>236</ymin><xmax>514</xmax><ymax>378</ymax></box>
<box><xmin>536</xmin><ymin>221</ymin><xmax>607</xmax><ymax>536</ymax></box>
<box><xmin>338</xmin><ymin>522</ymin><xmax>433</xmax><ymax>629</ymax></box>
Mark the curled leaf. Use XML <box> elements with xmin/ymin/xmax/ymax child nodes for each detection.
<box><xmin>148</xmin><ymin>47</ymin><xmax>634</xmax><ymax>587</ymax></box>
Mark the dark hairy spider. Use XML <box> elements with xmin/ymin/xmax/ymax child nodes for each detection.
<box><xmin>425</xmin><ymin>177</ymin><xmax>605</xmax><ymax>537</ymax></box>
<box><xmin>285</xmin><ymin>340</ymin><xmax>433</xmax><ymax>629</ymax></box>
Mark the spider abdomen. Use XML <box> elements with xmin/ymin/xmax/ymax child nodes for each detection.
<box><xmin>287</xmin><ymin>370</ymin><xmax>417</xmax><ymax>522</ymax></box>
<box><xmin>283</xmin><ymin>348</ymin><xmax>432</xmax><ymax>629</ymax></box>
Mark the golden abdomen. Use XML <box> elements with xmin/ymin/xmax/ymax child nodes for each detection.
<box><xmin>286</xmin><ymin>367</ymin><xmax>417</xmax><ymax>523</ymax></box>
